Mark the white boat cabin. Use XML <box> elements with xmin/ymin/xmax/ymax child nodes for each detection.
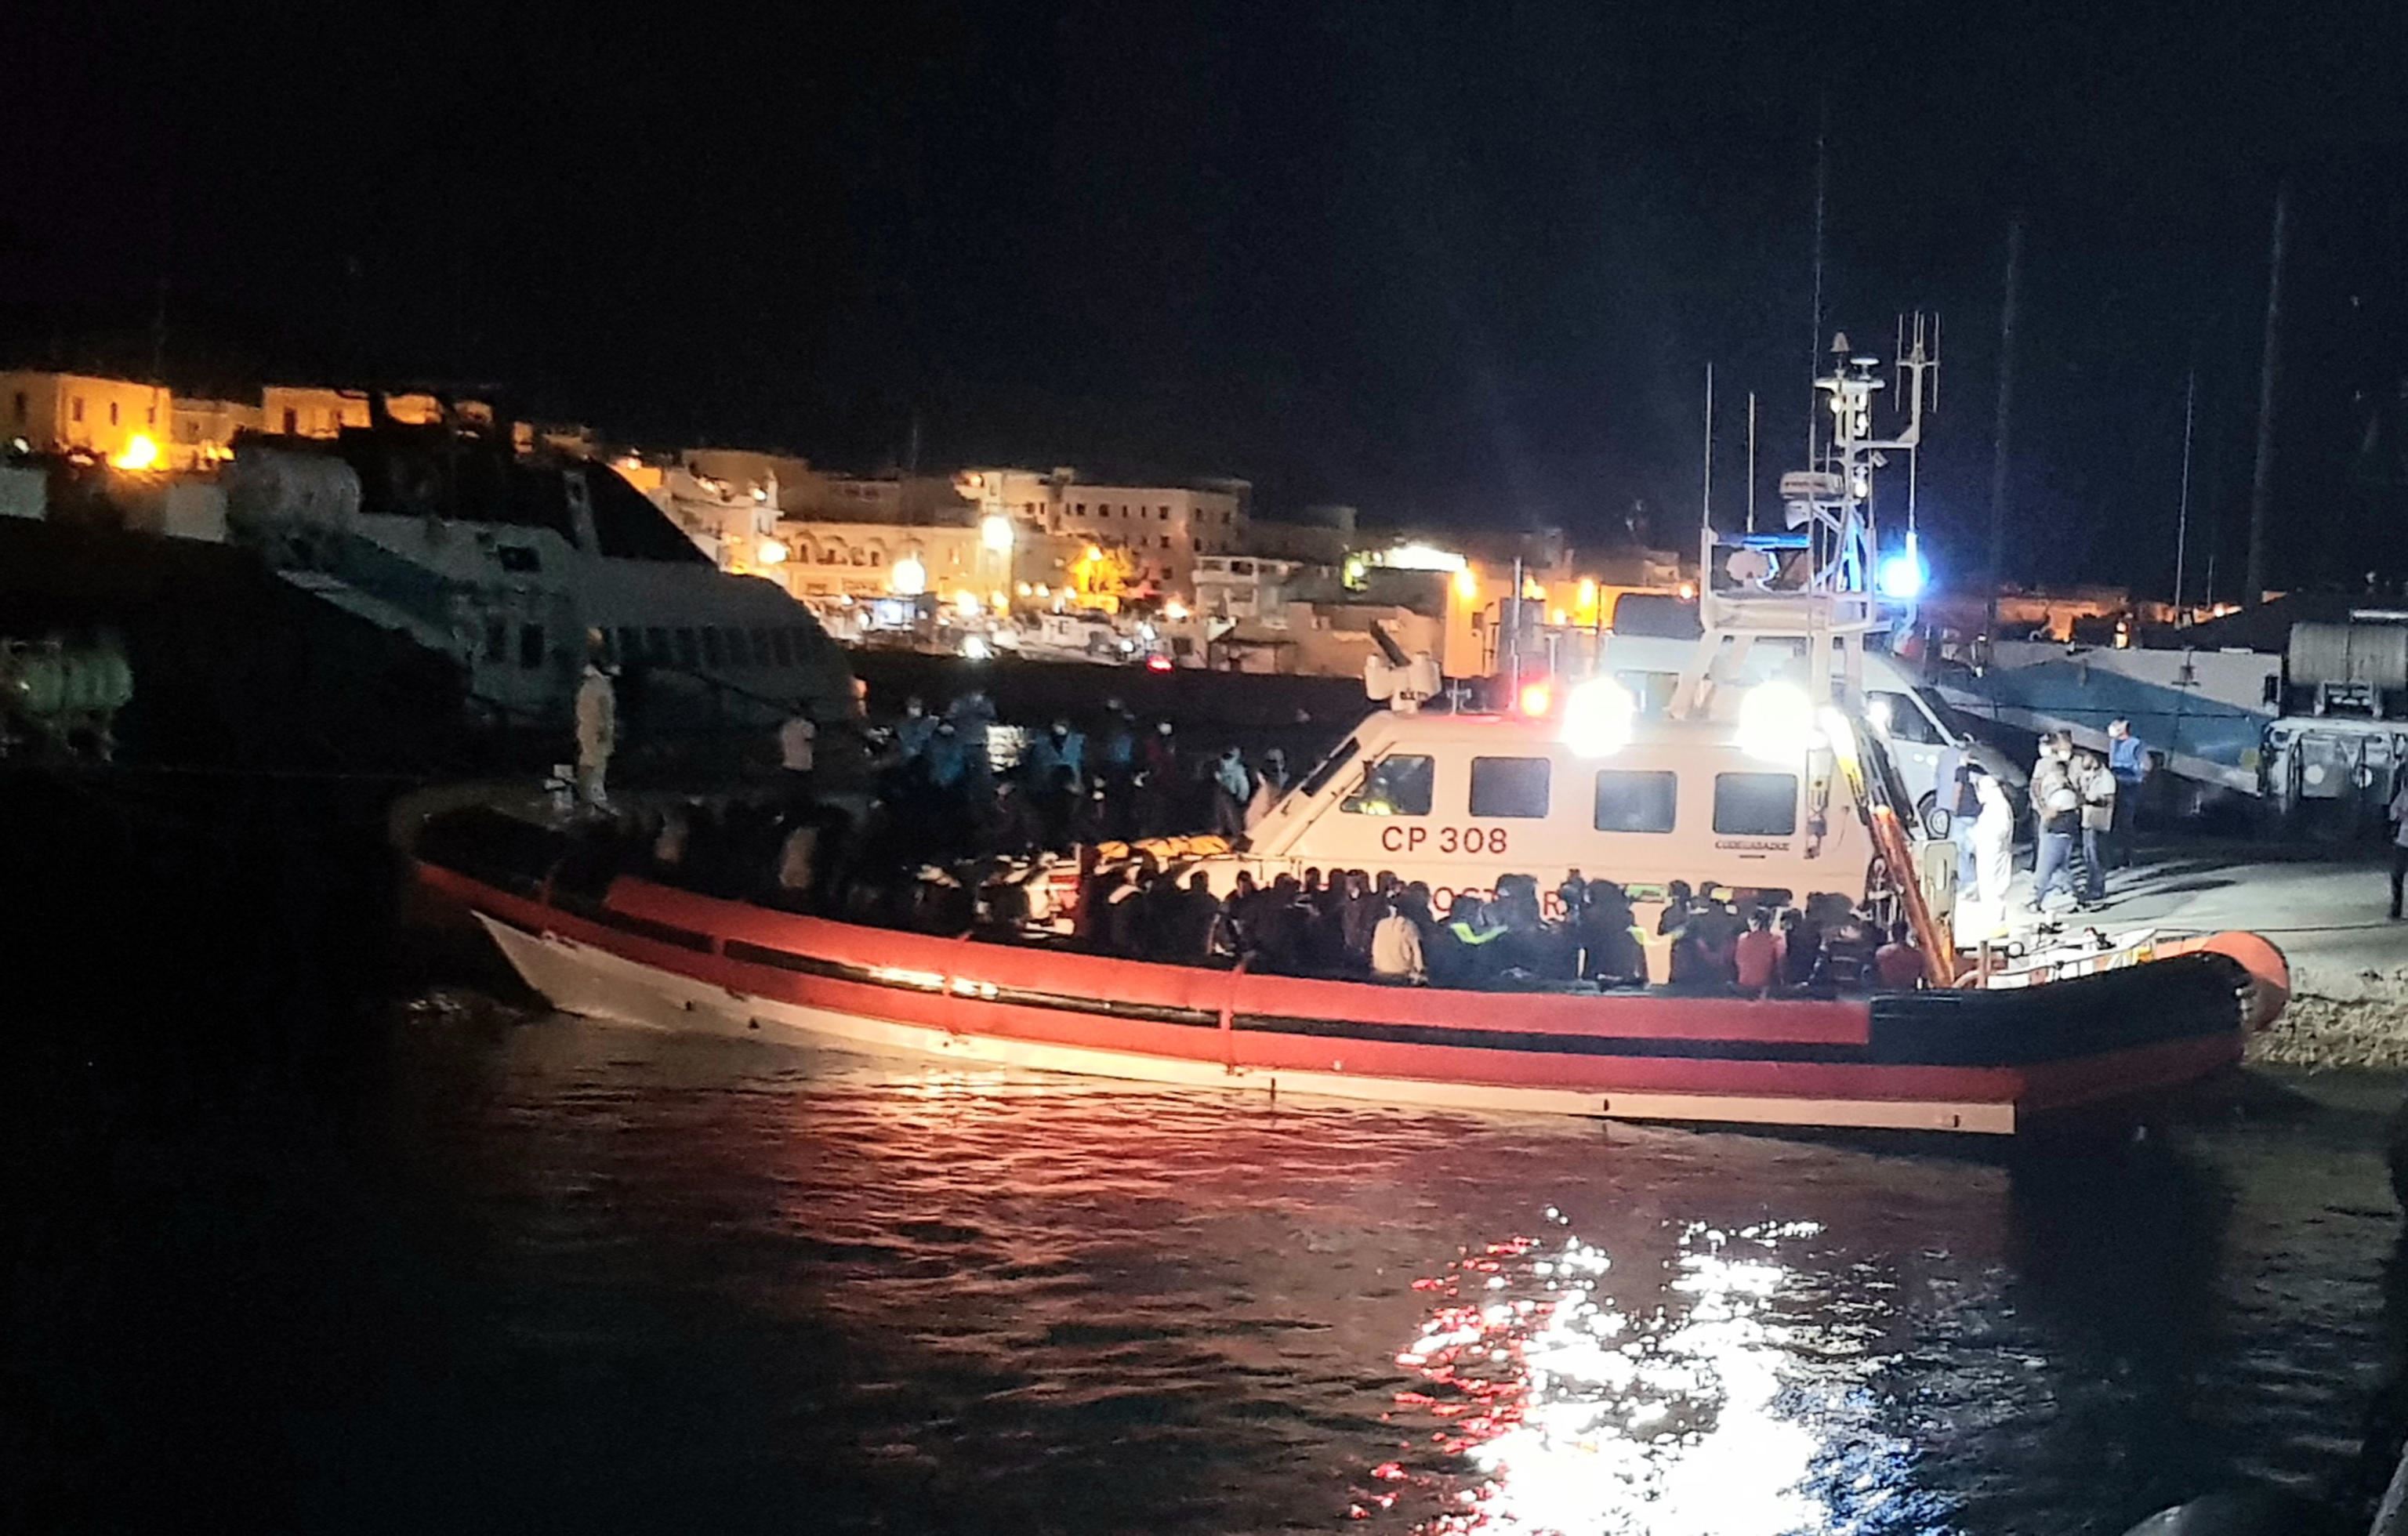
<box><xmin>1220</xmin><ymin>684</ymin><xmax>1898</xmax><ymax>920</ymax></box>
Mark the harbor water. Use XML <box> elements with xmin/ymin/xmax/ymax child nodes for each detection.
<box><xmin>17</xmin><ymin>998</ymin><xmax>2408</xmax><ymax>1534</ymax></box>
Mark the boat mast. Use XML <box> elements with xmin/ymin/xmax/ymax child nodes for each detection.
<box><xmin>2174</xmin><ymin>368</ymin><xmax>2197</xmax><ymax>613</ymax></box>
<box><xmin>2243</xmin><ymin>183</ymin><xmax>2289</xmax><ymax>609</ymax></box>
<box><xmin>1982</xmin><ymin>215</ymin><xmax>2023</xmax><ymax>647</ymax></box>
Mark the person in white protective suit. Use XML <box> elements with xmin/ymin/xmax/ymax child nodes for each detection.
<box><xmin>1956</xmin><ymin>772</ymin><xmax>2016</xmax><ymax>942</ymax></box>
<box><xmin>574</xmin><ymin>656</ymin><xmax>618</xmax><ymax>810</ymax></box>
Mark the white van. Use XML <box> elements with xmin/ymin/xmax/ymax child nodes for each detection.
<box><xmin>1590</xmin><ymin>634</ymin><xmax>2018</xmax><ymax>828</ymax></box>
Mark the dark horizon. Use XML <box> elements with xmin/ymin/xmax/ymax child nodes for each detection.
<box><xmin>6</xmin><ymin>3</ymin><xmax>2406</xmax><ymax>594</ymax></box>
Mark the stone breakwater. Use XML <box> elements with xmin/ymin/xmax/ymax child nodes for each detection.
<box><xmin>2250</xmin><ymin>966</ymin><xmax>2408</xmax><ymax>1070</ymax></box>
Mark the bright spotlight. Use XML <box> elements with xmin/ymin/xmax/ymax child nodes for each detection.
<box><xmin>980</xmin><ymin>513</ymin><xmax>1015</xmax><ymax>552</ymax></box>
<box><xmin>1735</xmin><ymin>680</ymin><xmax>1824</xmax><ymax>763</ymax></box>
<box><xmin>1518</xmin><ymin>680</ymin><xmax>1554</xmax><ymax>717</ymax></box>
<box><xmin>1560</xmin><ymin>676</ymin><xmax>1635</xmax><ymax>758</ymax></box>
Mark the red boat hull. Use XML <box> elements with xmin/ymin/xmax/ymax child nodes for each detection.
<box><xmin>412</xmin><ymin>826</ymin><xmax>2278</xmax><ymax>1137</ymax></box>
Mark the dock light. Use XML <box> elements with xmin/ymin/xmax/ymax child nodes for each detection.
<box><xmin>755</xmin><ymin>539</ymin><xmax>789</xmax><ymax>566</ymax></box>
<box><xmin>1163</xmin><ymin>599</ymin><xmax>1189</xmax><ymax>621</ymax></box>
<box><xmin>1518</xmin><ymin>680</ymin><xmax>1554</xmax><ymax>717</ymax></box>
<box><xmin>1877</xmin><ymin>549</ymin><xmax>1927</xmax><ymax>600</ymax></box>
<box><xmin>1144</xmin><ymin>653</ymin><xmax>1173</xmax><ymax>673</ymax></box>
<box><xmin>953</xmin><ymin>591</ymin><xmax>981</xmax><ymax>617</ymax></box>
<box><xmin>1561</xmin><ymin>676</ymin><xmax>1636</xmax><ymax>758</ymax></box>
<box><xmin>1453</xmin><ymin>567</ymin><xmax>1478</xmax><ymax>601</ymax></box>
<box><xmin>110</xmin><ymin>433</ymin><xmax>160</xmax><ymax>471</ymax></box>
<box><xmin>1677</xmin><ymin>581</ymin><xmax>1696</xmax><ymax>600</ymax></box>
<box><xmin>980</xmin><ymin>513</ymin><xmax>1015</xmax><ymax>552</ymax></box>
<box><xmin>890</xmin><ymin>553</ymin><xmax>928</xmax><ymax>596</ymax></box>
<box><xmin>1736</xmin><ymin>680</ymin><xmax>1825</xmax><ymax>763</ymax></box>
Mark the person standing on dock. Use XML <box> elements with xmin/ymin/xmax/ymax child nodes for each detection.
<box><xmin>573</xmin><ymin>643</ymin><xmax>618</xmax><ymax>811</ymax></box>
<box><xmin>2074</xmin><ymin>750</ymin><xmax>2116</xmax><ymax>910</ymax></box>
<box><xmin>2389</xmin><ymin>773</ymin><xmax>2408</xmax><ymax>920</ymax></box>
<box><xmin>2029</xmin><ymin>734</ymin><xmax>2080</xmax><ymax>914</ymax></box>
<box><xmin>2106</xmin><ymin>718</ymin><xmax>2149</xmax><ymax>869</ymax></box>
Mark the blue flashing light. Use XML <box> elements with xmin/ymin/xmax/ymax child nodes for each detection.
<box><xmin>1878</xmin><ymin>549</ymin><xmax>1927</xmax><ymax>600</ymax></box>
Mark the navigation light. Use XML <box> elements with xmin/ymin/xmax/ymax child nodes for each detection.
<box><xmin>1877</xmin><ymin>547</ymin><xmax>1927</xmax><ymax>600</ymax></box>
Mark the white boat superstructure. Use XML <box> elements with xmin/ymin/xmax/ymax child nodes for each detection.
<box><xmin>223</xmin><ymin>419</ymin><xmax>854</xmax><ymax>727</ymax></box>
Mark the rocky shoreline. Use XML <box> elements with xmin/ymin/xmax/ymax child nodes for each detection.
<box><xmin>2249</xmin><ymin>965</ymin><xmax>2408</xmax><ymax>1070</ymax></box>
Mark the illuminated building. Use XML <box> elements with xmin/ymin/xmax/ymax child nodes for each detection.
<box><xmin>0</xmin><ymin>370</ymin><xmax>172</xmax><ymax>466</ymax></box>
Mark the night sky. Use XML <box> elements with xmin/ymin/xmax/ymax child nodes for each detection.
<box><xmin>8</xmin><ymin>2</ymin><xmax>2406</xmax><ymax>594</ymax></box>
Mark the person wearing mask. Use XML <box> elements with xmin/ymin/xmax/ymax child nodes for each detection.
<box><xmin>1777</xmin><ymin>907</ymin><xmax>1820</xmax><ymax>991</ymax></box>
<box><xmin>1209</xmin><ymin>744</ymin><xmax>1253</xmax><ymax>839</ymax></box>
<box><xmin>2028</xmin><ymin>733</ymin><xmax>2080</xmax><ymax>914</ymax></box>
<box><xmin>573</xmin><ymin>646</ymin><xmax>618</xmax><ymax>810</ymax></box>
<box><xmin>1370</xmin><ymin>897</ymin><xmax>1428</xmax><ymax>984</ymax></box>
<box><xmin>1246</xmin><ymin>748</ymin><xmax>1288</xmax><ymax>830</ymax></box>
<box><xmin>1732</xmin><ymin>907</ymin><xmax>1783</xmax><ymax>997</ymax></box>
<box><xmin>2075</xmin><ymin>750</ymin><xmax>2116</xmax><ymax>910</ymax></box>
<box><xmin>2105</xmin><ymin>718</ymin><xmax>2149</xmax><ymax>870</ymax></box>
<box><xmin>1937</xmin><ymin>741</ymin><xmax>1984</xmax><ymax>897</ymax></box>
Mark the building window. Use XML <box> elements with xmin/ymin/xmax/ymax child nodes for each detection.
<box><xmin>1342</xmin><ymin>755</ymin><xmax>1433</xmax><ymax>816</ymax></box>
<box><xmin>1594</xmin><ymin>770</ymin><xmax>1678</xmax><ymax>833</ymax></box>
<box><xmin>484</xmin><ymin>618</ymin><xmax>507</xmax><ymax>663</ymax></box>
<box><xmin>10</xmin><ymin>391</ymin><xmax>23</xmax><ymax>423</ymax></box>
<box><xmin>1713</xmin><ymin>773</ymin><xmax>1799</xmax><ymax>836</ymax></box>
<box><xmin>146</xmin><ymin>405</ymin><xmax>156</xmax><ymax>426</ymax></box>
<box><xmin>109</xmin><ymin>401</ymin><xmax>120</xmax><ymax>426</ymax></box>
<box><xmin>71</xmin><ymin>397</ymin><xmax>85</xmax><ymax>423</ymax></box>
<box><xmin>282</xmin><ymin>408</ymin><xmax>299</xmax><ymax>433</ymax></box>
<box><xmin>1469</xmin><ymin>757</ymin><xmax>1552</xmax><ymax>819</ymax></box>
<box><xmin>519</xmin><ymin>623</ymin><xmax>546</xmax><ymax>670</ymax></box>
<box><xmin>1074</xmin><ymin>502</ymin><xmax>1086</xmax><ymax>516</ymax></box>
<box><xmin>1159</xmin><ymin>505</ymin><xmax>1169</xmax><ymax>520</ymax></box>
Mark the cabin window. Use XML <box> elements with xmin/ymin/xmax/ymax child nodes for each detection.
<box><xmin>644</xmin><ymin>626</ymin><xmax>669</xmax><ymax>661</ymax></box>
<box><xmin>772</xmin><ymin>629</ymin><xmax>795</xmax><ymax>667</ymax></box>
<box><xmin>484</xmin><ymin>618</ymin><xmax>507</xmax><ymax>663</ymax></box>
<box><xmin>616</xmin><ymin>627</ymin><xmax>641</xmax><ymax>664</ymax></box>
<box><xmin>518</xmin><ymin>623</ymin><xmax>546</xmax><ymax>670</ymax></box>
<box><xmin>1594</xmin><ymin>770</ymin><xmax>1678</xmax><ymax>833</ymax></box>
<box><xmin>749</xmin><ymin>628</ymin><xmax>771</xmax><ymax>666</ymax></box>
<box><xmin>1713</xmin><ymin>772</ymin><xmax>1798</xmax><ymax>836</ymax></box>
<box><xmin>1469</xmin><ymin>757</ymin><xmax>1551</xmax><ymax>819</ymax></box>
<box><xmin>675</xmin><ymin>628</ymin><xmax>699</xmax><ymax>668</ymax></box>
<box><xmin>496</xmin><ymin>545</ymin><xmax>540</xmax><ymax>573</ymax></box>
<box><xmin>1342</xmin><ymin>755</ymin><xmax>1434</xmax><ymax>817</ymax></box>
<box><xmin>1297</xmin><ymin>736</ymin><xmax>1362</xmax><ymax>798</ymax></box>
<box><xmin>1867</xmin><ymin>690</ymin><xmax>1942</xmax><ymax>745</ymax></box>
<box><xmin>702</xmin><ymin>628</ymin><xmax>725</xmax><ymax>668</ymax></box>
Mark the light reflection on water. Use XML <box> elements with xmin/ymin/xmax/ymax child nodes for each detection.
<box><xmin>1369</xmin><ymin>1219</ymin><xmax>1910</xmax><ymax>1534</ymax></box>
<box><xmin>369</xmin><ymin>1013</ymin><xmax>2400</xmax><ymax>1535</ymax></box>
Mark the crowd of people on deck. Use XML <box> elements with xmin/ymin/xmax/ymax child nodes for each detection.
<box><xmin>553</xmin><ymin>679</ymin><xmax>1942</xmax><ymax>996</ymax></box>
<box><xmin>864</xmin><ymin>691</ymin><xmax>1295</xmax><ymax>861</ymax></box>
<box><xmin>1068</xmin><ymin>864</ymin><xmax>1927</xmax><ymax>994</ymax></box>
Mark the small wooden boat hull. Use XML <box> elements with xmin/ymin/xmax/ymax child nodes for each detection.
<box><xmin>412</xmin><ymin>813</ymin><xmax>2284</xmax><ymax>1136</ymax></box>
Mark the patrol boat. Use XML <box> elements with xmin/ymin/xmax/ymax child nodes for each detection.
<box><xmin>408</xmin><ymin>342</ymin><xmax>2290</xmax><ymax>1136</ymax></box>
<box><xmin>223</xmin><ymin>400</ymin><xmax>854</xmax><ymax>730</ymax></box>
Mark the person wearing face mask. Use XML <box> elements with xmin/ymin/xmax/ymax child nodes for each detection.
<box><xmin>2027</xmin><ymin>733</ymin><xmax>2080</xmax><ymax>915</ymax></box>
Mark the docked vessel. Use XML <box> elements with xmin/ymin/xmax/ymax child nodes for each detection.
<box><xmin>222</xmin><ymin>400</ymin><xmax>855</xmax><ymax>730</ymax></box>
<box><xmin>407</xmin><ymin>340</ymin><xmax>2292</xmax><ymax>1137</ymax></box>
<box><xmin>407</xmin><ymin>793</ymin><xmax>2286</xmax><ymax>1136</ymax></box>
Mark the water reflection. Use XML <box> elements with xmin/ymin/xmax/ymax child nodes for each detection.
<box><xmin>1369</xmin><ymin>1215</ymin><xmax>1913</xmax><ymax>1534</ymax></box>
